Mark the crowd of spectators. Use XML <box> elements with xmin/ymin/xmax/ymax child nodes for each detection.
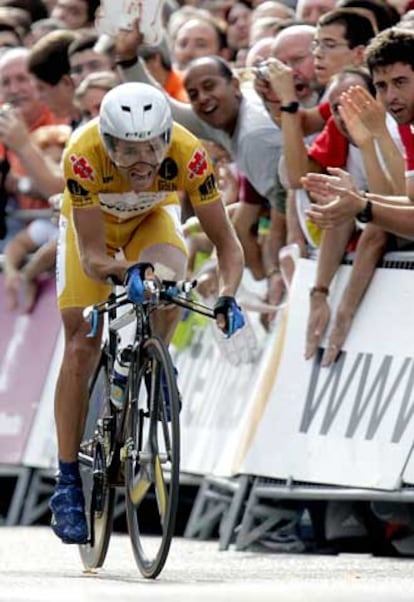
<box><xmin>1</xmin><ymin>0</ymin><xmax>414</xmax><ymax>554</ymax></box>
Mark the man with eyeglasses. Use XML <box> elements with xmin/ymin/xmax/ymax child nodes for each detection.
<box><xmin>313</xmin><ymin>8</ymin><xmax>376</xmax><ymax>90</ymax></box>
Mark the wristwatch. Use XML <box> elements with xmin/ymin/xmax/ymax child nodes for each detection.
<box><xmin>280</xmin><ymin>101</ymin><xmax>300</xmax><ymax>114</ymax></box>
<box><xmin>356</xmin><ymin>198</ymin><xmax>373</xmax><ymax>223</ymax></box>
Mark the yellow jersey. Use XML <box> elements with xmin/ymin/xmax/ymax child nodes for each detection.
<box><xmin>57</xmin><ymin>118</ymin><xmax>222</xmax><ymax>310</ymax></box>
<box><xmin>61</xmin><ymin>117</ymin><xmax>221</xmax><ymax>222</ymax></box>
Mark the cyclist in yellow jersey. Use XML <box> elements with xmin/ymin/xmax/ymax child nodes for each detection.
<box><xmin>50</xmin><ymin>82</ymin><xmax>245</xmax><ymax>544</ymax></box>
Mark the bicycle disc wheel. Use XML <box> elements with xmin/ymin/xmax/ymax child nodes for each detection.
<box><xmin>78</xmin><ymin>354</ymin><xmax>115</xmax><ymax>570</ymax></box>
<box><xmin>125</xmin><ymin>336</ymin><xmax>180</xmax><ymax>579</ymax></box>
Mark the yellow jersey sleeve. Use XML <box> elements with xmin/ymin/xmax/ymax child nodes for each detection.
<box><xmin>62</xmin><ymin>120</ymin><xmax>105</xmax><ymax>210</ymax></box>
<box><xmin>168</xmin><ymin>123</ymin><xmax>221</xmax><ymax>208</ymax></box>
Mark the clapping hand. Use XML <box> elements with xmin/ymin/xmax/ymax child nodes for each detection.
<box><xmin>341</xmin><ymin>85</ymin><xmax>387</xmax><ymax>141</ymax></box>
<box><xmin>303</xmin><ymin>171</ymin><xmax>366</xmax><ymax>228</ymax></box>
<box><xmin>301</xmin><ymin>167</ymin><xmax>356</xmax><ymax>205</ymax></box>
<box><xmin>337</xmin><ymin>85</ymin><xmax>387</xmax><ymax>150</ymax></box>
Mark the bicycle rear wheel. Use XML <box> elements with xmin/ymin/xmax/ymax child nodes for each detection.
<box><xmin>124</xmin><ymin>336</ymin><xmax>180</xmax><ymax>579</ymax></box>
<box><xmin>78</xmin><ymin>353</ymin><xmax>115</xmax><ymax>570</ymax></box>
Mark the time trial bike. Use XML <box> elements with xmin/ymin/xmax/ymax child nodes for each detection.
<box><xmin>78</xmin><ymin>277</ymin><xmax>214</xmax><ymax>579</ymax></box>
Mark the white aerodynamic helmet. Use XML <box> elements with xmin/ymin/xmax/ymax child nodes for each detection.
<box><xmin>99</xmin><ymin>82</ymin><xmax>172</xmax><ymax>164</ymax></box>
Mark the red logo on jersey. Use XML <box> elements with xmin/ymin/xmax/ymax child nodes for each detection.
<box><xmin>70</xmin><ymin>154</ymin><xmax>95</xmax><ymax>181</ymax></box>
<box><xmin>187</xmin><ymin>149</ymin><xmax>208</xmax><ymax>179</ymax></box>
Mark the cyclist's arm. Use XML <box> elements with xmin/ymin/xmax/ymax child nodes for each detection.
<box><xmin>193</xmin><ymin>199</ymin><xmax>244</xmax><ymax>296</ymax></box>
<box><xmin>72</xmin><ymin>206</ymin><xmax>130</xmax><ymax>283</ymax></box>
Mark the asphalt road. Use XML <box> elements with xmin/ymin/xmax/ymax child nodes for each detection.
<box><xmin>1</xmin><ymin>527</ymin><xmax>414</xmax><ymax>602</ymax></box>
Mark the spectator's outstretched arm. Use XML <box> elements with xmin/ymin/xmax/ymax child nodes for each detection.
<box><xmin>4</xmin><ymin>229</ymin><xmax>37</xmax><ymax>272</ymax></box>
<box><xmin>259</xmin><ymin>58</ymin><xmax>321</xmax><ymax>188</ymax></box>
<box><xmin>1</xmin><ymin>108</ymin><xmax>64</xmax><ymax>198</ymax></box>
<box><xmin>22</xmin><ymin>237</ymin><xmax>57</xmax><ymax>282</ymax></box>
<box><xmin>3</xmin><ymin>229</ymin><xmax>38</xmax><ymax>310</ymax></box>
<box><xmin>285</xmin><ymin>189</ymin><xmax>307</xmax><ymax>254</ymax></box>
<box><xmin>260</xmin><ymin>207</ymin><xmax>287</xmax><ymax>331</ymax></box>
<box><xmin>232</xmin><ymin>202</ymin><xmax>265</xmax><ymax>280</ymax></box>
<box><xmin>304</xmin><ymin>172</ymin><xmax>414</xmax><ymax>237</ymax></box>
<box><xmin>19</xmin><ymin>237</ymin><xmax>57</xmax><ymax>313</ymax></box>
<box><xmin>407</xmin><ymin>175</ymin><xmax>414</xmax><ymax>202</ymax></box>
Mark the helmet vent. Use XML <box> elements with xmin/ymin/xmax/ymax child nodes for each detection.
<box><xmin>121</xmin><ymin>105</ymin><xmax>131</xmax><ymax>112</ymax></box>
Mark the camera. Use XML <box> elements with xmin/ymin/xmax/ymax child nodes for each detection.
<box><xmin>255</xmin><ymin>62</ymin><xmax>269</xmax><ymax>81</ymax></box>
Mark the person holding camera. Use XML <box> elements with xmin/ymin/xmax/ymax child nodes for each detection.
<box><xmin>0</xmin><ymin>47</ymin><xmax>64</xmax><ymax>249</ymax></box>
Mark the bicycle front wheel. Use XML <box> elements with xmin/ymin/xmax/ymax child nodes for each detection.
<box><xmin>125</xmin><ymin>336</ymin><xmax>180</xmax><ymax>579</ymax></box>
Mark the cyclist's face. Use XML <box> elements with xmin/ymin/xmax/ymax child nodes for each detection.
<box><xmin>110</xmin><ymin>137</ymin><xmax>167</xmax><ymax>191</ymax></box>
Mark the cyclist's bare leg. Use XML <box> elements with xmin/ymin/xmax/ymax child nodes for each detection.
<box><xmin>54</xmin><ymin>307</ymin><xmax>103</xmax><ymax>462</ymax></box>
<box><xmin>138</xmin><ymin>243</ymin><xmax>187</xmax><ymax>342</ymax></box>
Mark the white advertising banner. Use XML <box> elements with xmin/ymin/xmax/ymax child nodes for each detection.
<box><xmin>233</xmin><ymin>259</ymin><xmax>414</xmax><ymax>490</ymax></box>
<box><xmin>5</xmin><ymin>259</ymin><xmax>414</xmax><ymax>492</ymax></box>
<box><xmin>174</xmin><ymin>310</ymin><xmax>268</xmax><ymax>476</ymax></box>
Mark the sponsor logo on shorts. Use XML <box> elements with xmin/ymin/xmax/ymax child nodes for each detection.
<box><xmin>187</xmin><ymin>149</ymin><xmax>208</xmax><ymax>179</ymax></box>
<box><xmin>69</xmin><ymin>154</ymin><xmax>95</xmax><ymax>181</ymax></box>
